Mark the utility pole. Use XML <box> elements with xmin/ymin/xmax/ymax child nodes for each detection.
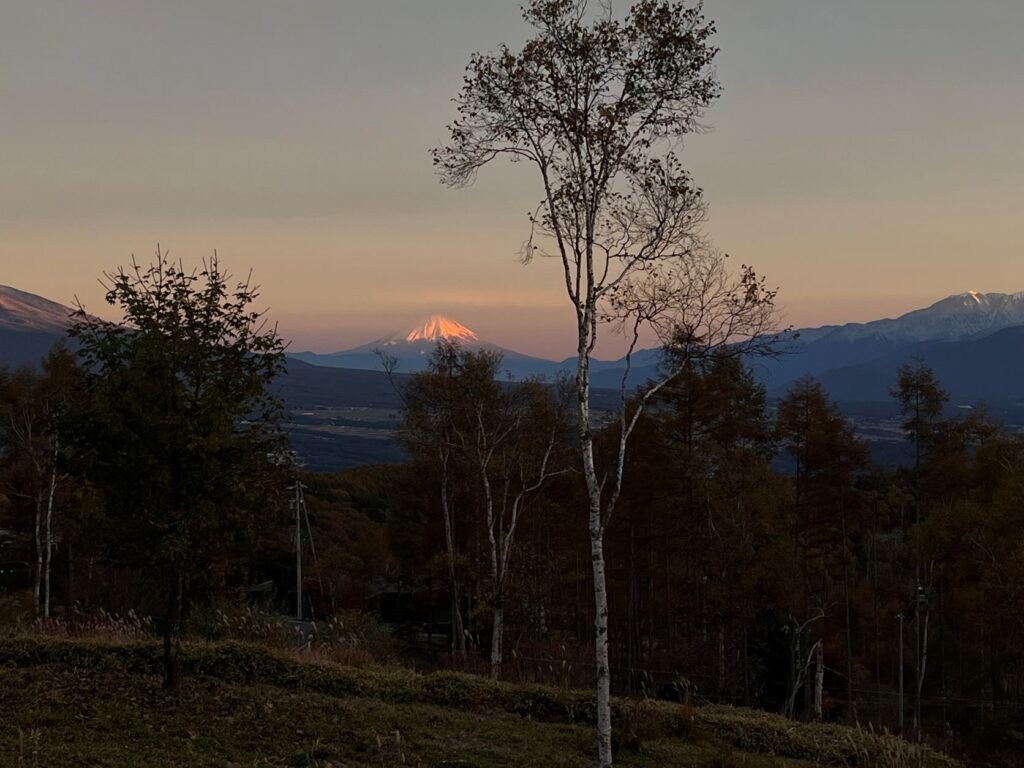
<box><xmin>897</xmin><ymin>612</ymin><xmax>905</xmax><ymax>731</ymax></box>
<box><xmin>915</xmin><ymin>582</ymin><xmax>927</xmax><ymax>736</ymax></box>
<box><xmin>290</xmin><ymin>481</ymin><xmax>305</xmax><ymax>620</ymax></box>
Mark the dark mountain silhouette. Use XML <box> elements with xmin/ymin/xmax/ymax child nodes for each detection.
<box><xmin>814</xmin><ymin>325</ymin><xmax>1024</xmax><ymax>404</ymax></box>
<box><xmin>758</xmin><ymin>291</ymin><xmax>1024</xmax><ymax>393</ymax></box>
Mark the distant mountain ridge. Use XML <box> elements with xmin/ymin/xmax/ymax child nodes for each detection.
<box><xmin>291</xmin><ymin>314</ymin><xmax>564</xmax><ymax>379</ymax></box>
<box><xmin>796</xmin><ymin>291</ymin><xmax>1024</xmax><ymax>345</ymax></box>
<box><xmin>0</xmin><ymin>285</ymin><xmax>74</xmax><ymax>334</ymax></box>
<box><xmin>758</xmin><ymin>291</ymin><xmax>1024</xmax><ymax>397</ymax></box>
<box><xmin>0</xmin><ymin>285</ymin><xmax>75</xmax><ymax>367</ymax></box>
<box><xmin>5</xmin><ymin>285</ymin><xmax>1024</xmax><ymax>407</ymax></box>
<box><xmin>814</xmin><ymin>325</ymin><xmax>1024</xmax><ymax>404</ymax></box>
<box><xmin>289</xmin><ymin>293</ymin><xmax>1024</xmax><ymax>402</ymax></box>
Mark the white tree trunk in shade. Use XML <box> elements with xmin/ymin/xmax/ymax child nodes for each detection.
<box><xmin>43</xmin><ymin>461</ymin><xmax>57</xmax><ymax>619</ymax></box>
<box><xmin>814</xmin><ymin>640</ymin><xmax>824</xmax><ymax>721</ymax></box>
<box><xmin>490</xmin><ymin>602</ymin><xmax>504</xmax><ymax>679</ymax></box>
<box><xmin>33</xmin><ymin>493</ymin><xmax>42</xmax><ymax>612</ymax></box>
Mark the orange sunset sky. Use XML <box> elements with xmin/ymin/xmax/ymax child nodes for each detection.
<box><xmin>2</xmin><ymin>1</ymin><xmax>1022</xmax><ymax>359</ymax></box>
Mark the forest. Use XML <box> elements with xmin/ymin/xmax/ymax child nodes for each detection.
<box><xmin>2</xmin><ymin>290</ymin><xmax>1021</xmax><ymax>762</ymax></box>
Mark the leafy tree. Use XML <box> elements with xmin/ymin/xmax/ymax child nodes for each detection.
<box><xmin>66</xmin><ymin>251</ymin><xmax>287</xmax><ymax>692</ymax></box>
<box><xmin>776</xmin><ymin>376</ymin><xmax>867</xmax><ymax>719</ymax></box>
<box><xmin>434</xmin><ymin>3</ymin><xmax>777</xmax><ymax>760</ymax></box>
<box><xmin>613</xmin><ymin>354</ymin><xmax>778</xmax><ymax>699</ymax></box>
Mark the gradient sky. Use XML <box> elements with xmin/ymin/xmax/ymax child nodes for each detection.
<box><xmin>2</xmin><ymin>1</ymin><xmax>1022</xmax><ymax>358</ymax></box>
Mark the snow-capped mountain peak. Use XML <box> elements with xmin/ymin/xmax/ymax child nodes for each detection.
<box><xmin>404</xmin><ymin>315</ymin><xmax>479</xmax><ymax>344</ymax></box>
<box><xmin>816</xmin><ymin>290</ymin><xmax>1024</xmax><ymax>346</ymax></box>
<box><xmin>348</xmin><ymin>314</ymin><xmax>486</xmax><ymax>353</ymax></box>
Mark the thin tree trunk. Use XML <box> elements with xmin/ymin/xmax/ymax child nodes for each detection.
<box><xmin>43</xmin><ymin>463</ymin><xmax>57</xmax><ymax>619</ymax></box>
<box><xmin>718</xmin><ymin>624</ymin><xmax>726</xmax><ymax>694</ymax></box>
<box><xmin>814</xmin><ymin>640</ymin><xmax>824</xmax><ymax>721</ymax></box>
<box><xmin>842</xmin><ymin>507</ymin><xmax>854</xmax><ymax>721</ymax></box>
<box><xmin>786</xmin><ymin>628</ymin><xmax>801</xmax><ymax>718</ymax></box>
<box><xmin>578</xmin><ymin>355</ymin><xmax>613</xmax><ymax>767</ymax></box>
<box><xmin>441</xmin><ymin>462</ymin><xmax>465</xmax><ymax>655</ymax></box>
<box><xmin>917</xmin><ymin>603</ymin><xmax>930</xmax><ymax>734</ymax></box>
<box><xmin>590</xmin><ymin>503</ymin><xmax>612</xmax><ymax>768</ymax></box>
<box><xmin>33</xmin><ymin>494</ymin><xmax>43</xmax><ymax>613</ymax></box>
<box><xmin>163</xmin><ymin>572</ymin><xmax>184</xmax><ymax>694</ymax></box>
<box><xmin>490</xmin><ymin>599</ymin><xmax>504</xmax><ymax>680</ymax></box>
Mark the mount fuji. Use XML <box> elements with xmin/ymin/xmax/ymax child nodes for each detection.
<box><xmin>289</xmin><ymin>315</ymin><xmax>566</xmax><ymax>379</ymax></box>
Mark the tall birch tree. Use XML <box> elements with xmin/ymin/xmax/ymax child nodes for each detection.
<box><xmin>434</xmin><ymin>2</ymin><xmax>777</xmax><ymax>763</ymax></box>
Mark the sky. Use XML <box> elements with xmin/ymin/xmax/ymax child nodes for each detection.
<box><xmin>2</xmin><ymin>1</ymin><xmax>1022</xmax><ymax>359</ymax></box>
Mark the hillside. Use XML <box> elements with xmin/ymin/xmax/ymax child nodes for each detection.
<box><xmin>0</xmin><ymin>285</ymin><xmax>73</xmax><ymax>368</ymax></box>
<box><xmin>814</xmin><ymin>324</ymin><xmax>1024</xmax><ymax>404</ymax></box>
<box><xmin>0</xmin><ymin>638</ymin><xmax>958</xmax><ymax>768</ymax></box>
<box><xmin>760</xmin><ymin>291</ymin><xmax>1024</xmax><ymax>396</ymax></box>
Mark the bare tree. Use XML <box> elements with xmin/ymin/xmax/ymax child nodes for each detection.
<box><xmin>434</xmin><ymin>2</ymin><xmax>778</xmax><ymax>763</ymax></box>
<box><xmin>469</xmin><ymin>377</ymin><xmax>571</xmax><ymax>679</ymax></box>
<box><xmin>396</xmin><ymin>345</ymin><xmax>571</xmax><ymax>674</ymax></box>
<box><xmin>0</xmin><ymin>348</ymin><xmax>76</xmax><ymax>618</ymax></box>
<box><xmin>386</xmin><ymin>346</ymin><xmax>469</xmax><ymax>656</ymax></box>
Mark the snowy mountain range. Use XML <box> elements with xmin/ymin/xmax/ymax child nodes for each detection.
<box><xmin>292</xmin><ymin>292</ymin><xmax>1024</xmax><ymax>403</ymax></box>
<box><xmin>795</xmin><ymin>291</ymin><xmax>1024</xmax><ymax>346</ymax></box>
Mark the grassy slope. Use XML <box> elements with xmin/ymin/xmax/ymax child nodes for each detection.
<box><xmin>0</xmin><ymin>639</ymin><xmax>958</xmax><ymax>768</ymax></box>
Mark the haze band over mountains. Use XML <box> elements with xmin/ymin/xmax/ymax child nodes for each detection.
<box><xmin>5</xmin><ymin>284</ymin><xmax>1024</xmax><ymax>405</ymax></box>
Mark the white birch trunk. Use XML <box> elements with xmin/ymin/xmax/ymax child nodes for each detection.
<box><xmin>590</xmin><ymin>502</ymin><xmax>613</xmax><ymax>768</ymax></box>
<box><xmin>579</xmin><ymin>348</ymin><xmax>613</xmax><ymax>768</ymax></box>
<box><xmin>33</xmin><ymin>494</ymin><xmax>43</xmax><ymax>613</ymax></box>
<box><xmin>814</xmin><ymin>641</ymin><xmax>824</xmax><ymax>721</ymax></box>
<box><xmin>43</xmin><ymin>463</ymin><xmax>57</xmax><ymax>619</ymax></box>
<box><xmin>490</xmin><ymin>602</ymin><xmax>504</xmax><ymax>680</ymax></box>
